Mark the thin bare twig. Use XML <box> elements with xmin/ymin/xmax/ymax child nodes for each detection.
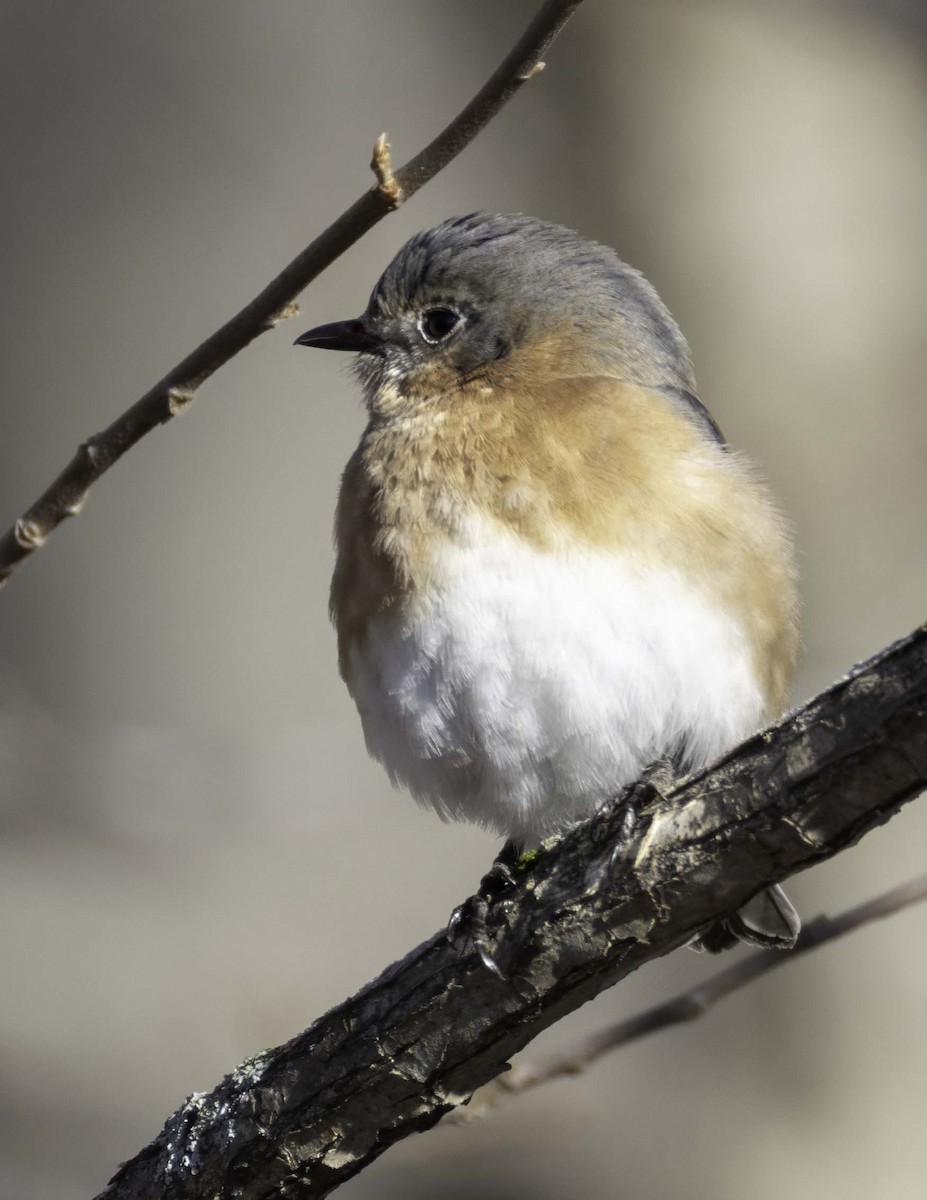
<box><xmin>0</xmin><ymin>0</ymin><xmax>584</xmax><ymax>588</ymax></box>
<box><xmin>455</xmin><ymin>872</ymin><xmax>927</xmax><ymax>1121</ymax></box>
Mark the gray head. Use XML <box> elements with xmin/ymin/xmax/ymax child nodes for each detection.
<box><xmin>295</xmin><ymin>212</ymin><xmax>696</xmax><ymax>401</ymax></box>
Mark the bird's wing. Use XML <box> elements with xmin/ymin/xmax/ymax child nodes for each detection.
<box><xmin>652</xmin><ymin>385</ymin><xmax>727</xmax><ymax>448</ymax></box>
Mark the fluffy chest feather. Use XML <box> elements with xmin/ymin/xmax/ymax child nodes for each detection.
<box><xmin>341</xmin><ymin>515</ymin><xmax>767</xmax><ymax>846</ymax></box>
<box><xmin>330</xmin><ymin>379</ymin><xmax>797</xmax><ymax>846</ymax></box>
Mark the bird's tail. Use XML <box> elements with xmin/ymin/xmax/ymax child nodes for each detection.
<box><xmin>689</xmin><ymin>884</ymin><xmax>800</xmax><ymax>954</ymax></box>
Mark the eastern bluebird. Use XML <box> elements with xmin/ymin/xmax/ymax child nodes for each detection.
<box><xmin>296</xmin><ymin>212</ymin><xmax>800</xmax><ymax>960</ymax></box>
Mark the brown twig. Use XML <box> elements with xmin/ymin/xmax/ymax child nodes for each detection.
<box><xmin>455</xmin><ymin>872</ymin><xmax>927</xmax><ymax>1121</ymax></box>
<box><xmin>0</xmin><ymin>0</ymin><xmax>584</xmax><ymax>588</ymax></box>
<box><xmin>96</xmin><ymin>621</ymin><xmax>927</xmax><ymax>1200</ymax></box>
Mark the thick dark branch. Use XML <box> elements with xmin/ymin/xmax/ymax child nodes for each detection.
<box><xmin>456</xmin><ymin>872</ymin><xmax>927</xmax><ymax>1119</ymax></box>
<box><xmin>97</xmin><ymin>622</ymin><xmax>927</xmax><ymax>1200</ymax></box>
<box><xmin>0</xmin><ymin>0</ymin><xmax>584</xmax><ymax>588</ymax></box>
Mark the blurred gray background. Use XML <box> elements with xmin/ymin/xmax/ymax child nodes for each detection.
<box><xmin>2</xmin><ymin>1</ymin><xmax>926</xmax><ymax>1197</ymax></box>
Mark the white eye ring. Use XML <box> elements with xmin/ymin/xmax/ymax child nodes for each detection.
<box><xmin>419</xmin><ymin>308</ymin><xmax>461</xmax><ymax>343</ymax></box>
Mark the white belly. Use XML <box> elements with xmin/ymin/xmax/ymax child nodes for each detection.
<box><xmin>345</xmin><ymin>525</ymin><xmax>766</xmax><ymax>846</ymax></box>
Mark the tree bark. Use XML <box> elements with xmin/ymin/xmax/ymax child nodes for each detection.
<box><xmin>97</xmin><ymin>621</ymin><xmax>927</xmax><ymax>1200</ymax></box>
<box><xmin>454</xmin><ymin>871</ymin><xmax>927</xmax><ymax>1120</ymax></box>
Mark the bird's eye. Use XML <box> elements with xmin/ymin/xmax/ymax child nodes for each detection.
<box><xmin>419</xmin><ymin>308</ymin><xmax>460</xmax><ymax>344</ymax></box>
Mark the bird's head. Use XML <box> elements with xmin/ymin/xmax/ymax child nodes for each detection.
<box><xmin>295</xmin><ymin>212</ymin><xmax>695</xmax><ymax>417</ymax></box>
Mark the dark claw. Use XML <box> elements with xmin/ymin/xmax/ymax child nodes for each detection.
<box><xmin>604</xmin><ymin>757</ymin><xmax>680</xmax><ymax>877</ymax></box>
<box><xmin>448</xmin><ymin>840</ymin><xmax>519</xmax><ymax>978</ymax></box>
<box><xmin>449</xmin><ymin>892</ymin><xmax>505</xmax><ymax>977</ymax></box>
<box><xmin>637</xmin><ymin>755</ymin><xmax>679</xmax><ymax>797</ymax></box>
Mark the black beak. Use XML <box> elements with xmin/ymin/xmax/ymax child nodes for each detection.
<box><xmin>294</xmin><ymin>318</ymin><xmax>379</xmax><ymax>353</ymax></box>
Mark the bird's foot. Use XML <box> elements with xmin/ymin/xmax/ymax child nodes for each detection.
<box><xmin>597</xmin><ymin>756</ymin><xmax>680</xmax><ymax>878</ymax></box>
<box><xmin>448</xmin><ymin>839</ymin><xmax>522</xmax><ymax>978</ymax></box>
<box><xmin>630</xmin><ymin>756</ymin><xmax>678</xmax><ymax>804</ymax></box>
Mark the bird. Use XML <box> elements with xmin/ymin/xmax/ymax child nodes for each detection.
<box><xmin>295</xmin><ymin>211</ymin><xmax>800</xmax><ymax>961</ymax></box>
